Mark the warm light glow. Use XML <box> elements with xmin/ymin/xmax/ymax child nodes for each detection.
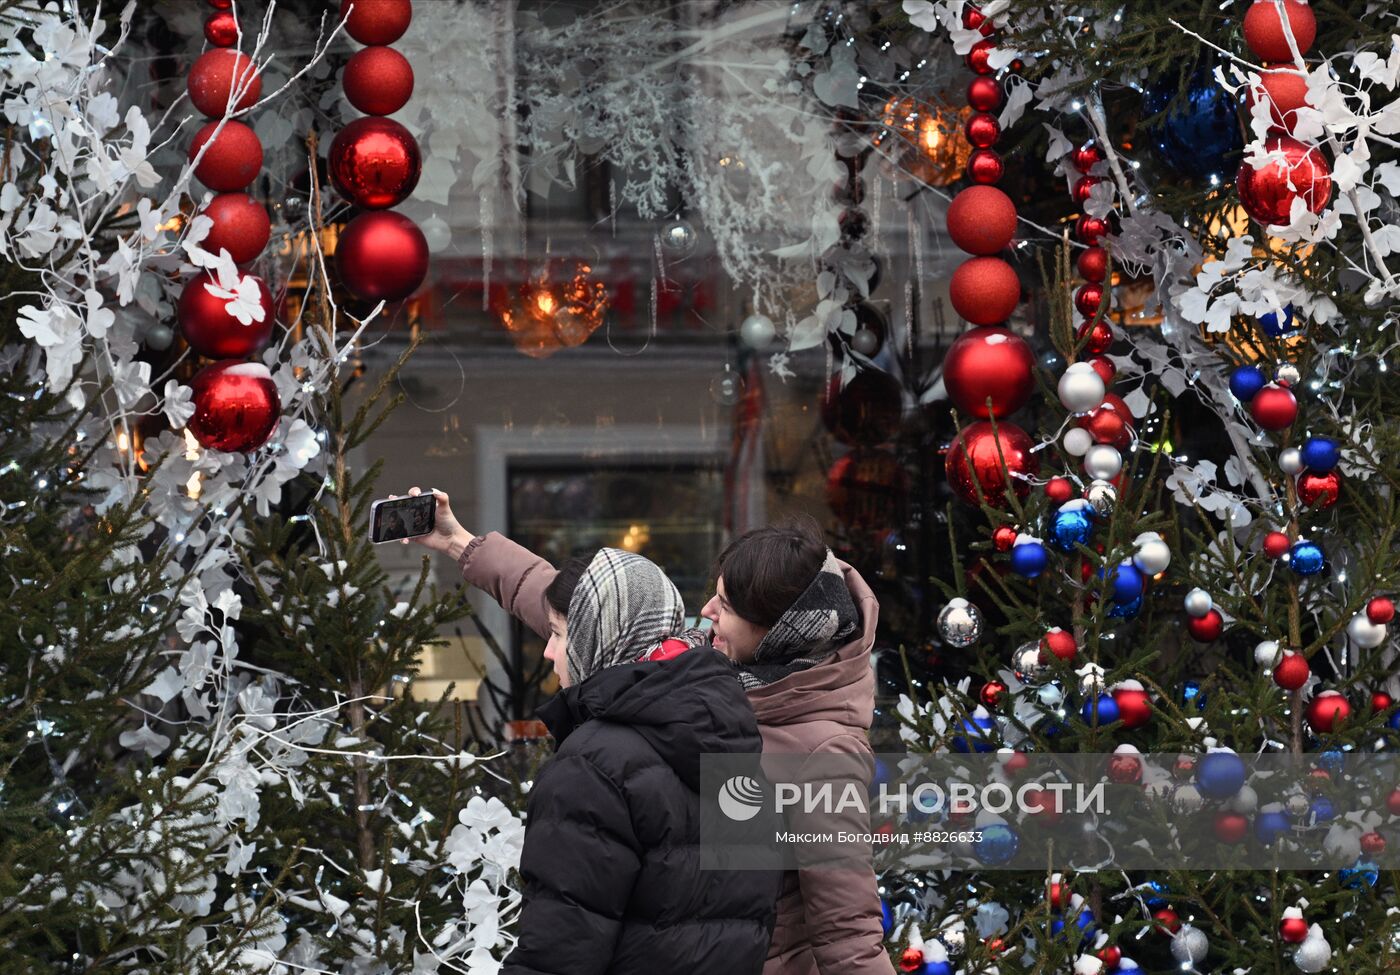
<box><xmin>534</xmin><ymin>291</ymin><xmax>557</xmax><ymax>315</ymax></box>
<box><xmin>186</xmin><ymin>471</ymin><xmax>202</xmax><ymax>499</ymax></box>
<box><xmin>183</xmin><ymin>428</ymin><xmax>202</xmax><ymax>461</ymax></box>
<box><xmin>876</xmin><ymin>97</ymin><xmax>972</xmax><ymax>188</ymax></box>
<box><xmin>497</xmin><ymin>259</ymin><xmax>609</xmax><ymax>359</ymax></box>
<box><xmin>116</xmin><ymin>430</ymin><xmax>129</xmax><ymax>452</ymax></box>
<box><xmin>619</xmin><ymin>523</ymin><xmax>651</xmax><ymax>553</ymax></box>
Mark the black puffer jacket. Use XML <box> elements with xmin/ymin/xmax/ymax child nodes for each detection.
<box><xmin>502</xmin><ymin>648</ymin><xmax>781</xmax><ymax>975</ymax></box>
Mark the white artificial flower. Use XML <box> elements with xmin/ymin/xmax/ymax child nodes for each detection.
<box><xmin>163</xmin><ymin>379</ymin><xmax>196</xmax><ymax>429</ymax></box>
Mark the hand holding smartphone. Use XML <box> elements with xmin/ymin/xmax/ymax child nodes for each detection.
<box><xmin>370</xmin><ymin>491</ymin><xmax>437</xmax><ymax>544</ymax></box>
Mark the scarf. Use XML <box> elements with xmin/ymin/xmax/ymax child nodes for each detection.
<box><xmin>565</xmin><ymin>548</ymin><xmax>685</xmax><ymax>686</ymax></box>
<box><xmin>733</xmin><ymin>550</ymin><xmax>861</xmax><ymax>691</ymax></box>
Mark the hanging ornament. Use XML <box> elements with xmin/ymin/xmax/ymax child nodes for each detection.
<box><xmin>1345</xmin><ymin>612</ymin><xmax>1387</xmax><ymax>648</ymax></box>
<box><xmin>992</xmin><ymin>524</ymin><xmax>1019</xmax><ymax>551</ymax></box>
<box><xmin>1279</xmin><ymin>911</ymin><xmax>1309</xmax><ymax>945</ymax></box>
<box><xmin>966</xmin><ymin>75</ymin><xmax>1003</xmax><ymax>112</ymax></box>
<box><xmin>1368</xmin><ymin>596</ymin><xmax>1395</xmax><ymax>624</ymax></box>
<box><xmin>1041</xmin><ymin>627</ymin><xmax>1076</xmax><ymax>661</ymax></box>
<box><xmin>952</xmin><ymin>707</ymin><xmax>998</xmax><ymax>753</ymax></box>
<box><xmin>949</xmin><ymin>256</ymin><xmax>1020</xmax><ymax>326</ymax></box>
<box><xmin>187</xmin><ymin>49</ymin><xmax>261</xmax><ymax>117</ymax></box>
<box><xmin>825</xmin><ymin>449</ymin><xmax>907</xmax><ymax>531</ymax></box>
<box><xmin>1243</xmin><ymin>0</ymin><xmax>1316</xmax><ymax>61</ymax></box>
<box><xmin>1187</xmin><ymin>608</ymin><xmax>1224</xmax><ymax>642</ymax></box>
<box><xmin>188</xmin><ymin>119</ymin><xmax>263</xmax><ymax>191</ymax></box>
<box><xmin>1086</xmin><ymin>479</ymin><xmax>1117</xmax><ymax>516</ymax></box>
<box><xmin>1074</xmin><ymin>283</ymin><xmax>1105</xmax><ymax>318</ymax></box>
<box><xmin>340</xmin><ymin>0</ymin><xmax>412</xmax><ymax>45</ymax></box>
<box><xmin>1169</xmin><ymin>925</ymin><xmax>1209</xmax><ymax>966</ymax></box>
<box><xmin>1076</xmin><ymin>318</ymin><xmax>1114</xmax><ymax>355</ymax></box>
<box><xmin>1263</xmin><ymin>530</ymin><xmax>1291</xmax><ymax>558</ymax></box>
<box><xmin>1293</xmin><ymin>934</ymin><xmax>1331</xmax><ymax>974</ymax></box>
<box><xmin>178</xmin><ymin>271</ymin><xmax>275</xmax><ymax>359</ymax></box>
<box><xmin>1288</xmin><ymin>538</ymin><xmax>1325</xmax><ymax>575</ymax></box>
<box><xmin>1077</xmin><ymin>246</ymin><xmax>1107</xmax><ymax>283</ymax></box>
<box><xmin>945</xmin><ymin>420</ymin><xmax>1037</xmax><ymax>506</ymax></box>
<box><xmin>337</xmin><ymin>210</ymin><xmax>429</xmax><ymax>301</ymax></box>
<box><xmin>966</xmin><ymin>148</ymin><xmax>1004</xmax><ymax>184</ymax></box>
<box><xmin>1229</xmin><ymin>364</ymin><xmax>1266</xmax><ymax>401</ymax></box>
<box><xmin>1083</xmin><ymin>443</ymin><xmax>1122</xmax><ymax>480</ymax></box>
<box><xmin>1078</xmin><ymin>393</ymin><xmax>1134</xmax><ymax>448</ymax></box>
<box><xmin>1057</xmin><ymin>361</ymin><xmax>1106</xmax><ymax>414</ymax></box>
<box><xmin>204</xmin><ymin>10</ymin><xmax>239</xmax><ymax>47</ymax></box>
<box><xmin>1112</xmin><ymin>684</ymin><xmax>1152</xmax><ymax>728</ymax></box>
<box><xmin>1105</xmin><ymin>561</ymin><xmax>1145</xmax><ymax>604</ymax></box>
<box><xmin>1183</xmin><ymin>587</ymin><xmax>1213</xmax><ymax>618</ymax></box>
<box><xmin>1297</xmin><ymin>469</ymin><xmax>1340</xmax><ymax>508</ymax></box>
<box><xmin>739</xmin><ymin>313</ymin><xmax>776</xmax><ymax>349</ymax></box>
<box><xmin>708</xmin><ymin>365</ymin><xmax>743</xmax><ymax>406</ymax></box>
<box><xmin>1275</xmin><ymin>360</ymin><xmax>1302</xmax><ymax>387</ymax></box>
<box><xmin>1237</xmin><ymin>135</ymin><xmax>1333</xmax><ymax>226</ymax></box>
<box><xmin>659</xmin><ymin>217</ymin><xmax>700</xmax><ymax>257</ymax></box>
<box><xmin>1299</xmin><ymin>436</ymin><xmax>1340</xmax><ymax>471</ymax></box>
<box><xmin>1049</xmin><ymin>500</ymin><xmax>1095</xmax><ymax>551</ymax></box>
<box><xmin>1260</xmin><ymin>304</ymin><xmax>1300</xmax><ymax>336</ymax></box>
<box><xmin>1279</xmin><ymin>446</ymin><xmax>1304</xmax><ymax>475</ymax></box>
<box><xmin>143</xmin><ymin>322</ymin><xmax>174</xmax><ymax>351</ymax></box>
<box><xmin>1010</xmin><ymin>538</ymin><xmax>1049</xmax><ymax>578</ymax></box>
<box><xmin>199</xmin><ymin>192</ymin><xmax>270</xmax><ymax>265</ymax></box>
<box><xmin>343</xmin><ymin>45</ymin><xmax>415</xmax><ymax>116</ymax></box>
<box><xmin>1196</xmin><ymin>750</ymin><xmax>1246</xmax><ymax>799</ymax></box>
<box><xmin>329</xmin><ymin>117</ymin><xmax>421</xmax><ymax>209</ymax></box>
<box><xmin>937</xmin><ymin>597</ymin><xmax>983</xmax><ymax>647</ymax></box>
<box><xmin>187</xmin><ymin>361</ymin><xmax>281</xmax><ymax>453</ymax></box>
<box><xmin>877</xmin><ymin>96</ymin><xmax>973</xmax><ymax>187</ymax></box>
<box><xmin>980</xmin><ymin>680</ymin><xmax>1008</xmax><ymax>707</ymax></box>
<box><xmin>1306</xmin><ymin>691</ymin><xmax>1351</xmax><ymax>733</ymax></box>
<box><xmin>1063</xmin><ymin>426</ymin><xmax>1094</xmax><ymax>457</ymax></box>
<box><xmin>942</xmin><ymin>326</ymin><xmax>1034</xmax><ymax>419</ymax></box>
<box><xmin>1132</xmin><ymin>532</ymin><xmax>1171</xmax><ymax>575</ymax></box>
<box><xmin>1044</xmin><ymin>476</ymin><xmax>1074</xmax><ymax>505</ymax></box>
<box><xmin>1249</xmin><ymin>382</ymin><xmax>1298</xmax><ymax>430</ymax></box>
<box><xmin>822</xmin><ymin>369</ymin><xmax>903</xmax><ymax>446</ymax></box>
<box><xmin>1255</xmin><ymin>639</ymin><xmax>1282</xmax><ymax>666</ymax></box>
<box><xmin>1142</xmin><ymin>68</ymin><xmax>1243</xmax><ymax>181</ymax></box>
<box><xmin>946</xmin><ymin>185</ymin><xmax>1017</xmax><ymax>255</ymax></box>
<box><xmin>1273</xmin><ymin>650</ymin><xmax>1310</xmax><ymax>690</ymax></box>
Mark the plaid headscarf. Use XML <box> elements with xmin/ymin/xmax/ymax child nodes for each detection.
<box><xmin>733</xmin><ymin>550</ymin><xmax>861</xmax><ymax>691</ymax></box>
<box><xmin>565</xmin><ymin>548</ymin><xmax>685</xmax><ymax>686</ymax></box>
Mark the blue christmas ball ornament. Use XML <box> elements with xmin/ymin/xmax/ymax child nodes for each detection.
<box><xmin>1050</xmin><ymin>503</ymin><xmax>1095</xmax><ymax>552</ymax></box>
<box><xmin>1102</xmin><ymin>561</ymin><xmax>1144</xmax><ymax>603</ymax></box>
<box><xmin>1011</xmin><ymin>540</ymin><xmax>1049</xmax><ymax>578</ymax></box>
<box><xmin>1107</xmin><ymin>594</ymin><xmax>1143</xmax><ymax>619</ymax></box>
<box><xmin>1318</xmin><ymin>749</ymin><xmax>1346</xmax><ymax>774</ymax></box>
<box><xmin>1300</xmin><ymin>437</ymin><xmax>1341</xmax><ymax>472</ymax></box>
<box><xmin>1142</xmin><ymin>68</ymin><xmax>1243</xmax><ymax>181</ymax></box>
<box><xmin>1309</xmin><ymin>796</ymin><xmax>1335</xmax><ymax>824</ymax></box>
<box><xmin>974</xmin><ymin>823</ymin><xmax>1019</xmax><ymax>865</ymax></box>
<box><xmin>923</xmin><ymin>962</ymin><xmax>954</xmax><ymax>975</ymax></box>
<box><xmin>952</xmin><ymin>712</ymin><xmax>997</xmax><ymax>753</ymax></box>
<box><xmin>880</xmin><ymin>898</ymin><xmax>893</xmax><ymax>936</ymax></box>
<box><xmin>1389</xmin><ymin>709</ymin><xmax>1400</xmax><ymax>731</ymax></box>
<box><xmin>1081</xmin><ymin>693</ymin><xmax>1120</xmax><ymax>725</ymax></box>
<box><xmin>1341</xmin><ymin>859</ymin><xmax>1379</xmax><ymax>889</ymax></box>
<box><xmin>1289</xmin><ymin>539</ymin><xmax>1326</xmax><ymax>576</ymax></box>
<box><xmin>1196</xmin><ymin>751</ymin><xmax>1246</xmax><ymax>799</ymax></box>
<box><xmin>1050</xmin><ymin>907</ymin><xmax>1097</xmax><ymax>946</ymax></box>
<box><xmin>1182</xmin><ymin>680</ymin><xmax>1207</xmax><ymax>711</ymax></box>
<box><xmin>1255</xmin><ymin>809</ymin><xmax>1291</xmax><ymax>844</ymax></box>
<box><xmin>1142</xmin><ymin>880</ymin><xmax>1169</xmax><ymax>908</ymax></box>
<box><xmin>1259</xmin><ymin>304</ymin><xmax>1298</xmax><ymax>336</ymax></box>
<box><xmin>1116</xmin><ymin>960</ymin><xmax>1141</xmax><ymax>973</ymax></box>
<box><xmin>1229</xmin><ymin>364</ymin><xmax>1267</xmax><ymax>402</ymax></box>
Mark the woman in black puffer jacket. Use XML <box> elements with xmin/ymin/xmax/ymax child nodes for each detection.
<box><xmin>499</xmin><ymin>545</ymin><xmax>780</xmax><ymax>975</ymax></box>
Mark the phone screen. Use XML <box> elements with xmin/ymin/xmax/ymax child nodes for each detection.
<box><xmin>371</xmin><ymin>494</ymin><xmax>436</xmax><ymax>543</ymax></box>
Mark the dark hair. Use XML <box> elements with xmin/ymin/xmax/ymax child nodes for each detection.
<box><xmin>714</xmin><ymin>515</ymin><xmax>826</xmax><ymax>628</ymax></box>
<box><xmin>545</xmin><ymin>554</ymin><xmax>594</xmax><ymax>617</ymax></box>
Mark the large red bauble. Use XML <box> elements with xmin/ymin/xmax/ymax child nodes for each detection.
<box><xmin>1297</xmin><ymin>469</ymin><xmax>1340</xmax><ymax>508</ymax></box>
<box><xmin>1214</xmin><ymin>811</ymin><xmax>1249</xmax><ymax>844</ymax></box>
<box><xmin>946</xmin><ymin>185</ymin><xmax>1017</xmax><ymax>255</ymax></box>
<box><xmin>1072</xmin><ymin>176</ymin><xmax>1100</xmax><ymax>204</ymax></box>
<box><xmin>967</xmin><ymin>149</ymin><xmax>1004</xmax><ymax>185</ymax></box>
<box><xmin>1077</xmin><ymin>246</ymin><xmax>1107</xmax><ymax>283</ymax></box>
<box><xmin>1077</xmin><ymin>319</ymin><xmax>1114</xmax><ymax>355</ymax></box>
<box><xmin>200</xmin><ymin>193</ymin><xmax>270</xmax><ymax>264</ymax></box>
<box><xmin>337</xmin><ymin>211</ymin><xmax>429</xmax><ymax>301</ymax></box>
<box><xmin>966</xmin><ymin>39</ymin><xmax>995</xmax><ymax>75</ymax></box>
<box><xmin>1279</xmin><ymin>916</ymin><xmax>1310</xmax><ymax>944</ymax></box>
<box><xmin>1368</xmin><ymin>596</ymin><xmax>1396</xmax><ymax>624</ymax></box>
<box><xmin>188</xmin><ymin>120</ymin><xmax>263</xmax><ymax>191</ymax></box>
<box><xmin>822</xmin><ymin>369</ymin><xmax>903</xmax><ymax>445</ymax></box>
<box><xmin>1237</xmin><ymin>135</ymin><xmax>1332</xmax><ymax>226</ymax></box>
<box><xmin>1074</xmin><ymin>283</ymin><xmax>1105</xmax><ymax>317</ymax></box>
<box><xmin>1114</xmin><ymin>688</ymin><xmax>1152</xmax><ymax>729</ymax></box>
<box><xmin>1273</xmin><ymin>651</ymin><xmax>1310</xmax><ymax>690</ymax></box>
<box><xmin>1076</xmin><ymin>215</ymin><xmax>1109</xmax><ymax>243</ymax></box>
<box><xmin>1243</xmin><ymin>0</ymin><xmax>1316</xmax><ymax>61</ymax></box>
<box><xmin>1263</xmin><ymin>530</ymin><xmax>1291</xmax><ymax>558</ymax></box>
<box><xmin>178</xmin><ymin>270</ymin><xmax>275</xmax><ymax>358</ymax></box>
<box><xmin>945</xmin><ymin>420</ymin><xmax>1036</xmax><ymax>506</ymax></box>
<box><xmin>1079</xmin><ymin>392</ymin><xmax>1133</xmax><ymax>448</ymax></box>
<box><xmin>1041</xmin><ymin>627</ymin><xmax>1076</xmax><ymax>661</ymax></box>
<box><xmin>950</xmin><ymin>256</ymin><xmax>1020</xmax><ymax>325</ymax></box>
<box><xmin>966</xmin><ymin>76</ymin><xmax>1004</xmax><ymax>112</ymax></box>
<box><xmin>187</xmin><ymin>361</ymin><xmax>281</xmax><ymax>453</ymax></box>
<box><xmin>825</xmin><ymin>449</ymin><xmax>908</xmax><ymax>531</ymax></box>
<box><xmin>1072</xmin><ymin>144</ymin><xmax>1103</xmax><ymax>173</ymax></box>
<box><xmin>965</xmin><ymin>112</ymin><xmax>1001</xmax><ymax>148</ymax></box>
<box><xmin>343</xmin><ymin>46</ymin><xmax>415</xmax><ymax>116</ymax></box>
<box><xmin>340</xmin><ymin>0</ymin><xmax>412</xmax><ymax>45</ymax></box>
<box><xmin>942</xmin><ymin>325</ymin><xmax>1033</xmax><ymax>419</ymax></box>
<box><xmin>1187</xmin><ymin>608</ymin><xmax>1224</xmax><ymax>642</ymax></box>
<box><xmin>1249</xmin><ymin>383</ymin><xmax>1298</xmax><ymax>430</ymax></box>
<box><xmin>1306</xmin><ymin>691</ymin><xmax>1351</xmax><ymax>733</ymax></box>
<box><xmin>328</xmin><ymin>117</ymin><xmax>421</xmax><ymax>209</ymax></box>
<box><xmin>188</xmin><ymin>50</ymin><xmax>260</xmax><ymax>118</ymax></box>
<box><xmin>1087</xmin><ymin>355</ymin><xmax>1115</xmax><ymax>385</ymax></box>
<box><xmin>204</xmin><ymin>10</ymin><xmax>239</xmax><ymax>47</ymax></box>
<box><xmin>1249</xmin><ymin>67</ymin><xmax>1310</xmax><ymax>133</ymax></box>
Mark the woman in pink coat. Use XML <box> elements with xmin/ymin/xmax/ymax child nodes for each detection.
<box><xmin>395</xmin><ymin>487</ymin><xmax>893</xmax><ymax>975</ymax></box>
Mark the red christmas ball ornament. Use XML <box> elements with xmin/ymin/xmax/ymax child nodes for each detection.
<box><xmin>898</xmin><ymin>947</ymin><xmax>925</xmax><ymax>973</ymax></box>
<box><xmin>1279</xmin><ymin>916</ymin><xmax>1310</xmax><ymax>944</ymax></box>
<box><xmin>1306</xmin><ymin>691</ymin><xmax>1351</xmax><ymax>733</ymax></box>
<box><xmin>967</xmin><ymin>76</ymin><xmax>1004</xmax><ymax>112</ymax></box>
<box><xmin>825</xmin><ymin>449</ymin><xmax>907</xmax><ymax>531</ymax></box>
<box><xmin>1107</xmin><ymin>752</ymin><xmax>1142</xmax><ymax>784</ymax></box>
<box><xmin>946</xmin><ymin>185</ymin><xmax>1017</xmax><ymax>256</ymax></box>
<box><xmin>187</xmin><ymin>49</ymin><xmax>261</xmax><ymax>118</ymax></box>
<box><xmin>187</xmin><ymin>361</ymin><xmax>281</xmax><ymax>453</ymax></box>
<box><xmin>1096</xmin><ymin>946</ymin><xmax>1122</xmax><ymax>968</ymax></box>
<box><xmin>821</xmin><ymin>369</ymin><xmax>903</xmax><ymax>445</ymax></box>
<box><xmin>942</xmin><ymin>326</ymin><xmax>1033</xmax><ymax>419</ymax></box>
<box><xmin>966</xmin><ymin>39</ymin><xmax>996</xmax><ymax>75</ymax></box>
<box><xmin>1113</xmin><ymin>688</ymin><xmax>1152</xmax><ymax>729</ymax></box>
<box><xmin>199</xmin><ymin>193</ymin><xmax>270</xmax><ymax>265</ymax></box>
<box><xmin>950</xmin><ymin>256</ymin><xmax>1020</xmax><ymax>325</ymax></box>
<box><xmin>188</xmin><ymin>119</ymin><xmax>263</xmax><ymax>191</ymax></box>
<box><xmin>965</xmin><ymin>112</ymin><xmax>1001</xmax><ymax>149</ymax></box>
<box><xmin>980</xmin><ymin>679</ymin><xmax>1008</xmax><ymax>707</ymax></box>
<box><xmin>1076</xmin><ymin>319</ymin><xmax>1114</xmax><ymax>355</ymax></box>
<box><xmin>1249</xmin><ymin>67</ymin><xmax>1310</xmax><ymax>133</ymax></box>
<box><xmin>993</xmin><ymin>524</ymin><xmax>1018</xmax><ymax>551</ymax></box>
<box><xmin>1072</xmin><ymin>175</ymin><xmax>1101</xmax><ymax>204</ymax></box>
<box><xmin>1087</xmin><ymin>355</ymin><xmax>1115</xmax><ymax>385</ymax></box>
<box><xmin>1077</xmin><ymin>246</ymin><xmax>1107</xmax><ymax>283</ymax></box>
<box><xmin>1154</xmin><ymin>909</ymin><xmax>1182</xmax><ymax>935</ymax></box>
<box><xmin>1297</xmin><ymin>469</ymin><xmax>1340</xmax><ymax>508</ymax></box>
<box><xmin>1001</xmin><ymin>751</ymin><xmax>1029</xmax><ymax>776</ymax></box>
<box><xmin>337</xmin><ymin>210</ymin><xmax>429</xmax><ymax>301</ymax></box>
<box><xmin>1044</xmin><ymin>476</ymin><xmax>1074</xmax><ymax>505</ymax></box>
<box><xmin>1074</xmin><ymin>282</ymin><xmax>1105</xmax><ymax>317</ymax></box>
<box><xmin>340</xmin><ymin>0</ymin><xmax>412</xmax><ymax>45</ymax></box>
<box><xmin>1249</xmin><ymin>382</ymin><xmax>1298</xmax><ymax>430</ymax></box>
<box><xmin>204</xmin><ymin>10</ymin><xmax>239</xmax><ymax>47</ymax></box>
<box><xmin>1187</xmin><ymin>608</ymin><xmax>1224</xmax><ymax>642</ymax></box>
<box><xmin>1047</xmin><ymin>881</ymin><xmax>1068</xmax><ymax>910</ymax></box>
<box><xmin>1237</xmin><ymin>135</ymin><xmax>1332</xmax><ymax>226</ymax></box>
<box><xmin>945</xmin><ymin>420</ymin><xmax>1037</xmax><ymax>506</ymax></box>
<box><xmin>1368</xmin><ymin>596</ymin><xmax>1396</xmax><ymax>625</ymax></box>
<box><xmin>328</xmin><ymin>117</ymin><xmax>421</xmax><ymax>210</ymax></box>
<box><xmin>1361</xmin><ymin>831</ymin><xmax>1386</xmax><ymax>855</ymax></box>
<box><xmin>1041</xmin><ymin>627</ymin><xmax>1076</xmax><ymax>661</ymax></box>
<box><xmin>1273</xmin><ymin>651</ymin><xmax>1310</xmax><ymax>690</ymax></box>
<box><xmin>1214</xmin><ymin>811</ymin><xmax>1250</xmax><ymax>844</ymax></box>
<box><xmin>1371</xmin><ymin>691</ymin><xmax>1393</xmax><ymax>712</ymax></box>
<box><xmin>1243</xmin><ymin>0</ymin><xmax>1317</xmax><ymax>62</ymax></box>
<box><xmin>1079</xmin><ymin>392</ymin><xmax>1133</xmax><ymax>448</ymax></box>
<box><xmin>962</xmin><ymin>4</ymin><xmax>993</xmax><ymax>34</ymax></box>
<box><xmin>967</xmin><ymin>148</ymin><xmax>1004</xmax><ymax>185</ymax></box>
<box><xmin>343</xmin><ymin>46</ymin><xmax>415</xmax><ymax>116</ymax></box>
<box><xmin>178</xmin><ymin>270</ymin><xmax>274</xmax><ymax>358</ymax></box>
<box><xmin>1072</xmin><ymin>144</ymin><xmax>1103</xmax><ymax>173</ymax></box>
<box><xmin>1263</xmin><ymin>530</ymin><xmax>1291</xmax><ymax>558</ymax></box>
<box><xmin>1389</xmin><ymin>788</ymin><xmax>1400</xmax><ymax>816</ymax></box>
<box><xmin>1076</xmin><ymin>214</ymin><xmax>1109</xmax><ymax>244</ymax></box>
<box><xmin>207</xmin><ymin>0</ymin><xmax>233</xmax><ymax>8</ymax></box>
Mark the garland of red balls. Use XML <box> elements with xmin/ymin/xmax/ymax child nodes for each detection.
<box><xmin>332</xmin><ymin>0</ymin><xmax>429</xmax><ymax>303</ymax></box>
<box><xmin>182</xmin><ymin>0</ymin><xmax>282</xmax><ymax>455</ymax></box>
<box><xmin>941</xmin><ymin>6</ymin><xmax>1036</xmax><ymax>508</ymax></box>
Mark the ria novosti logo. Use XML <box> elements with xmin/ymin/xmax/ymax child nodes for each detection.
<box><xmin>717</xmin><ymin>775</ymin><xmax>765</xmax><ymax>821</ymax></box>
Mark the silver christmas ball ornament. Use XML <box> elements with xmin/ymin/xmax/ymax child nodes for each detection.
<box><xmin>1170</xmin><ymin>924</ymin><xmax>1209</xmax><ymax>965</ymax></box>
<box><xmin>145</xmin><ymin>322</ymin><xmax>174</xmax><ymax>350</ymax></box>
<box><xmin>1133</xmin><ymin>533</ymin><xmax>1172</xmax><ymax>575</ymax></box>
<box><xmin>1083</xmin><ymin>443</ymin><xmax>1123</xmax><ymax>480</ymax></box>
<box><xmin>1279</xmin><ymin>447</ymin><xmax>1303</xmax><ymax>476</ymax></box>
<box><xmin>1183</xmin><ymin>587</ymin><xmax>1213</xmax><ymax>618</ymax></box>
<box><xmin>851</xmin><ymin>327</ymin><xmax>881</xmax><ymax>357</ymax></box>
<box><xmin>1254</xmin><ymin>639</ymin><xmax>1282</xmax><ymax>667</ymax></box>
<box><xmin>1275</xmin><ymin>362</ymin><xmax>1302</xmax><ymax>387</ymax></box>
<box><xmin>1057</xmin><ymin>361</ymin><xmax>1106</xmax><ymax>414</ymax></box>
<box><xmin>659</xmin><ymin>217</ymin><xmax>699</xmax><ymax>257</ymax></box>
<box><xmin>1294</xmin><ymin>936</ymin><xmax>1331</xmax><ymax>973</ymax></box>
<box><xmin>1012</xmin><ymin>641</ymin><xmax>1051</xmax><ymax>686</ymax></box>
<box><xmin>1347</xmin><ymin>613</ymin><xmax>1388</xmax><ymax>648</ymax></box>
<box><xmin>1063</xmin><ymin>427</ymin><xmax>1094</xmax><ymax>457</ymax></box>
<box><xmin>739</xmin><ymin>313</ymin><xmax>776</xmax><ymax>349</ymax></box>
<box><xmin>937</xmin><ymin>597</ymin><xmax>984</xmax><ymax>648</ymax></box>
<box><xmin>1086</xmin><ymin>478</ymin><xmax>1117</xmax><ymax>516</ymax></box>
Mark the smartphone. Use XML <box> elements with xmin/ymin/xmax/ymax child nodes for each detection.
<box><xmin>370</xmin><ymin>493</ymin><xmax>437</xmax><ymax>544</ymax></box>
